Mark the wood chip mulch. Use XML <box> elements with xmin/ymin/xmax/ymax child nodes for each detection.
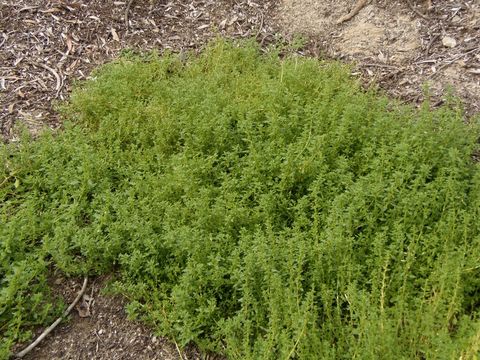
<box><xmin>0</xmin><ymin>0</ymin><xmax>278</xmax><ymax>141</ymax></box>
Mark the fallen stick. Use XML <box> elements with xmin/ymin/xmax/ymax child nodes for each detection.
<box><xmin>255</xmin><ymin>11</ymin><xmax>264</xmax><ymax>39</ymax></box>
<box><xmin>31</xmin><ymin>61</ymin><xmax>62</xmax><ymax>93</ymax></box>
<box><xmin>405</xmin><ymin>0</ymin><xmax>429</xmax><ymax>20</ymax></box>
<box><xmin>15</xmin><ymin>277</ymin><xmax>88</xmax><ymax>359</ymax></box>
<box><xmin>125</xmin><ymin>0</ymin><xmax>135</xmax><ymax>29</ymax></box>
<box><xmin>336</xmin><ymin>0</ymin><xmax>369</xmax><ymax>24</ymax></box>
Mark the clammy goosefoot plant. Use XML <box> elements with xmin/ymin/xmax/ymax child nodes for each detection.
<box><xmin>1</xmin><ymin>40</ymin><xmax>480</xmax><ymax>359</ymax></box>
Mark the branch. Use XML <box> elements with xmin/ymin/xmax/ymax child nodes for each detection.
<box><xmin>15</xmin><ymin>277</ymin><xmax>88</xmax><ymax>359</ymax></box>
<box><xmin>336</xmin><ymin>0</ymin><xmax>369</xmax><ymax>24</ymax></box>
<box><xmin>405</xmin><ymin>0</ymin><xmax>429</xmax><ymax>20</ymax></box>
<box><xmin>125</xmin><ymin>0</ymin><xmax>135</xmax><ymax>29</ymax></box>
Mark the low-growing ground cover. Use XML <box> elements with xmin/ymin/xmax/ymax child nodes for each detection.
<box><xmin>1</xmin><ymin>40</ymin><xmax>480</xmax><ymax>359</ymax></box>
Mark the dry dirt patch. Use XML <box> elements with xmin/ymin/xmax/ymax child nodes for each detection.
<box><xmin>278</xmin><ymin>0</ymin><xmax>480</xmax><ymax>114</ymax></box>
<box><xmin>12</xmin><ymin>275</ymin><xmax>221</xmax><ymax>360</ymax></box>
<box><xmin>12</xmin><ymin>276</ymin><xmax>179</xmax><ymax>360</ymax></box>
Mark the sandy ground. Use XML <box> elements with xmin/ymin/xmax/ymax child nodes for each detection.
<box><xmin>278</xmin><ymin>0</ymin><xmax>479</xmax><ymax>116</ymax></box>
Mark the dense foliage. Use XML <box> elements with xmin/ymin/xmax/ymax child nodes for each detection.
<box><xmin>1</xmin><ymin>40</ymin><xmax>480</xmax><ymax>359</ymax></box>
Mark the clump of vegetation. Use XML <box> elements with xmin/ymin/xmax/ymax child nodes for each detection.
<box><xmin>1</xmin><ymin>40</ymin><xmax>480</xmax><ymax>359</ymax></box>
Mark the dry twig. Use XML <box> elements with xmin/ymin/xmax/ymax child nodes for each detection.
<box><xmin>125</xmin><ymin>0</ymin><xmax>135</xmax><ymax>29</ymax></box>
<box><xmin>15</xmin><ymin>277</ymin><xmax>89</xmax><ymax>359</ymax></box>
<box><xmin>255</xmin><ymin>11</ymin><xmax>264</xmax><ymax>39</ymax></box>
<box><xmin>30</xmin><ymin>61</ymin><xmax>63</xmax><ymax>95</ymax></box>
<box><xmin>0</xmin><ymin>172</ymin><xmax>17</xmax><ymax>188</ymax></box>
<box><xmin>405</xmin><ymin>0</ymin><xmax>429</xmax><ymax>20</ymax></box>
<box><xmin>428</xmin><ymin>46</ymin><xmax>479</xmax><ymax>78</ymax></box>
<box><xmin>425</xmin><ymin>33</ymin><xmax>440</xmax><ymax>55</ymax></box>
<box><xmin>364</xmin><ymin>63</ymin><xmax>399</xmax><ymax>69</ymax></box>
<box><xmin>336</xmin><ymin>0</ymin><xmax>369</xmax><ymax>24</ymax></box>
<box><xmin>174</xmin><ymin>339</ymin><xmax>186</xmax><ymax>360</ymax></box>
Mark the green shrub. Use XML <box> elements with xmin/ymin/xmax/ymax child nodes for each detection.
<box><xmin>1</xmin><ymin>40</ymin><xmax>480</xmax><ymax>359</ymax></box>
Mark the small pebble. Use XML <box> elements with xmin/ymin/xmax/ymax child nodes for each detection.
<box><xmin>442</xmin><ymin>36</ymin><xmax>457</xmax><ymax>48</ymax></box>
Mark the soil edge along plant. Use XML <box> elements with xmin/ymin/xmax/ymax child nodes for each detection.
<box><xmin>1</xmin><ymin>40</ymin><xmax>480</xmax><ymax>359</ymax></box>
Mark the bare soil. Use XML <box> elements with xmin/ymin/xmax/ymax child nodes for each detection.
<box><xmin>279</xmin><ymin>0</ymin><xmax>479</xmax><ymax>115</ymax></box>
<box><xmin>1</xmin><ymin>0</ymin><xmax>479</xmax><ymax>359</ymax></box>
<box><xmin>13</xmin><ymin>275</ymin><xmax>181</xmax><ymax>360</ymax></box>
<box><xmin>12</xmin><ymin>274</ymin><xmax>223</xmax><ymax>359</ymax></box>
